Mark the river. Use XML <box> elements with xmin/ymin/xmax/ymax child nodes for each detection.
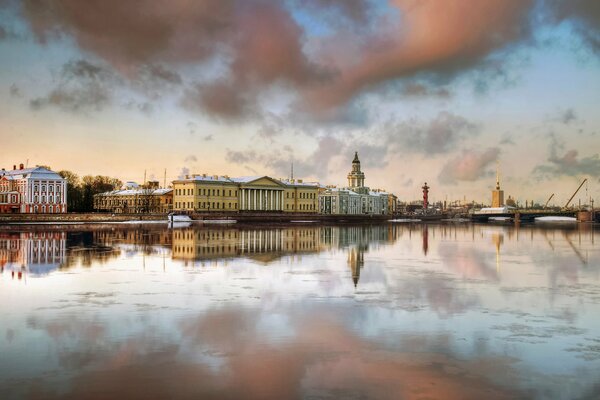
<box><xmin>1</xmin><ymin>222</ymin><xmax>599</xmax><ymax>399</ymax></box>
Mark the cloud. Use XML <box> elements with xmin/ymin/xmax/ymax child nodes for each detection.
<box><xmin>226</xmin><ymin>136</ymin><xmax>344</xmax><ymax>178</ymax></box>
<box><xmin>557</xmin><ymin>108</ymin><xmax>578</xmax><ymax>124</ymax></box>
<box><xmin>546</xmin><ymin>0</ymin><xmax>600</xmax><ymax>53</ymax></box>
<box><xmin>184</xmin><ymin>155</ymin><xmax>197</xmax><ymax>163</ymax></box>
<box><xmin>177</xmin><ymin>167</ymin><xmax>190</xmax><ymax>180</ymax></box>
<box><xmin>203</xmin><ymin>134</ymin><xmax>213</xmax><ymax>141</ymax></box>
<box><xmin>400</xmin><ymin>82</ymin><xmax>451</xmax><ymax>98</ymax></box>
<box><xmin>384</xmin><ymin>112</ymin><xmax>479</xmax><ymax>154</ymax></box>
<box><xmin>300</xmin><ymin>0</ymin><xmax>535</xmax><ymax>114</ymax></box>
<box><xmin>30</xmin><ymin>59</ymin><xmax>117</xmax><ymax>112</ymax></box>
<box><xmin>17</xmin><ymin>0</ymin><xmax>599</xmax><ymax>122</ymax></box>
<box><xmin>438</xmin><ymin>147</ymin><xmax>500</xmax><ymax>184</ymax></box>
<box><xmin>9</xmin><ymin>83</ymin><xmax>22</xmax><ymax>97</ymax></box>
<box><xmin>534</xmin><ymin>137</ymin><xmax>600</xmax><ymax>178</ymax></box>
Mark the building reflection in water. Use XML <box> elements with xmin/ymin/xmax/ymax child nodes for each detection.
<box><xmin>172</xmin><ymin>225</ymin><xmax>401</xmax><ymax>287</ymax></box>
<box><xmin>0</xmin><ymin>232</ymin><xmax>66</xmax><ymax>279</ymax></box>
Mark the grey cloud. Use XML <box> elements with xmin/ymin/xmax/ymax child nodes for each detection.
<box><xmin>401</xmin><ymin>178</ymin><xmax>413</xmax><ymax>188</ymax></box>
<box><xmin>203</xmin><ymin>135</ymin><xmax>213</xmax><ymax>141</ymax></box>
<box><xmin>533</xmin><ymin>137</ymin><xmax>600</xmax><ymax>178</ymax></box>
<box><xmin>438</xmin><ymin>148</ymin><xmax>500</xmax><ymax>184</ymax></box>
<box><xmin>546</xmin><ymin>0</ymin><xmax>600</xmax><ymax>53</ymax></box>
<box><xmin>401</xmin><ymin>82</ymin><xmax>451</xmax><ymax>99</ymax></box>
<box><xmin>9</xmin><ymin>83</ymin><xmax>22</xmax><ymax>97</ymax></box>
<box><xmin>499</xmin><ymin>135</ymin><xmax>515</xmax><ymax>146</ymax></box>
<box><xmin>133</xmin><ymin>64</ymin><xmax>182</xmax><ymax>98</ymax></box>
<box><xmin>558</xmin><ymin>108</ymin><xmax>578</xmax><ymax>124</ymax></box>
<box><xmin>226</xmin><ymin>136</ymin><xmax>344</xmax><ymax>179</ymax></box>
<box><xmin>177</xmin><ymin>167</ymin><xmax>190</xmax><ymax>180</ymax></box>
<box><xmin>184</xmin><ymin>155</ymin><xmax>197</xmax><ymax>163</ymax></box>
<box><xmin>30</xmin><ymin>59</ymin><xmax>117</xmax><ymax>113</ymax></box>
<box><xmin>385</xmin><ymin>112</ymin><xmax>479</xmax><ymax>155</ymax></box>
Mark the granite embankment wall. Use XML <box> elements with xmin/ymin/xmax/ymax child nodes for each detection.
<box><xmin>0</xmin><ymin>213</ymin><xmax>167</xmax><ymax>224</ymax></box>
<box><xmin>0</xmin><ymin>212</ymin><xmax>394</xmax><ymax>224</ymax></box>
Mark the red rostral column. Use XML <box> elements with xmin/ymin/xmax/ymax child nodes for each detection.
<box><xmin>422</xmin><ymin>182</ymin><xmax>430</xmax><ymax>209</ymax></box>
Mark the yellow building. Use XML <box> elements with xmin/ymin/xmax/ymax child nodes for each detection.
<box><xmin>491</xmin><ymin>170</ymin><xmax>504</xmax><ymax>208</ymax></box>
<box><xmin>172</xmin><ymin>175</ymin><xmax>319</xmax><ymax>213</ymax></box>
<box><xmin>279</xmin><ymin>179</ymin><xmax>320</xmax><ymax>213</ymax></box>
<box><xmin>94</xmin><ymin>188</ymin><xmax>173</xmax><ymax>213</ymax></box>
<box><xmin>172</xmin><ymin>175</ymin><xmax>239</xmax><ymax>212</ymax></box>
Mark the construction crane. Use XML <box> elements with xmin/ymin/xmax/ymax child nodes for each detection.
<box><xmin>564</xmin><ymin>178</ymin><xmax>588</xmax><ymax>209</ymax></box>
<box><xmin>543</xmin><ymin>193</ymin><xmax>554</xmax><ymax>209</ymax></box>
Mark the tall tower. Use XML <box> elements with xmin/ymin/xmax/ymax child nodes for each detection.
<box><xmin>347</xmin><ymin>152</ymin><xmax>367</xmax><ymax>194</ymax></box>
<box><xmin>422</xmin><ymin>182</ymin><xmax>430</xmax><ymax>209</ymax></box>
<box><xmin>491</xmin><ymin>162</ymin><xmax>504</xmax><ymax>207</ymax></box>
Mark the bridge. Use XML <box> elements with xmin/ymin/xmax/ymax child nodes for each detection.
<box><xmin>472</xmin><ymin>209</ymin><xmax>580</xmax><ymax>223</ymax></box>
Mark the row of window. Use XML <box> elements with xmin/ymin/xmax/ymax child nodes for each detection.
<box><xmin>175</xmin><ymin>202</ymin><xmax>238</xmax><ymax>210</ymax></box>
<box><xmin>175</xmin><ymin>188</ymin><xmax>238</xmax><ymax>197</ymax></box>
<box><xmin>285</xmin><ymin>192</ymin><xmax>316</xmax><ymax>199</ymax></box>
<box><xmin>33</xmin><ymin>195</ymin><xmax>62</xmax><ymax>204</ymax></box>
<box><xmin>286</xmin><ymin>204</ymin><xmax>316</xmax><ymax>210</ymax></box>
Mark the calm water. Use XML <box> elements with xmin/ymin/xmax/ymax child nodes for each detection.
<box><xmin>1</xmin><ymin>222</ymin><xmax>599</xmax><ymax>400</ymax></box>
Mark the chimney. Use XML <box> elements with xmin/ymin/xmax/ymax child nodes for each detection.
<box><xmin>202</xmin><ymin>173</ymin><xmax>207</xmax><ymax>177</ymax></box>
<box><xmin>19</xmin><ymin>163</ymin><xmax>24</xmax><ymax>170</ymax></box>
<box><xmin>13</xmin><ymin>165</ymin><xmax>16</xmax><ymax>170</ymax></box>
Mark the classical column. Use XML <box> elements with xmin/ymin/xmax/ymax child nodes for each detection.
<box><xmin>268</xmin><ymin>190</ymin><xmax>272</xmax><ymax>210</ymax></box>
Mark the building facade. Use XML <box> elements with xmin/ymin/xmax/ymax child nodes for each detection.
<box><xmin>94</xmin><ymin>187</ymin><xmax>173</xmax><ymax>213</ymax></box>
<box><xmin>280</xmin><ymin>179</ymin><xmax>320</xmax><ymax>213</ymax></box>
<box><xmin>0</xmin><ymin>164</ymin><xmax>67</xmax><ymax>213</ymax></box>
<box><xmin>172</xmin><ymin>175</ymin><xmax>319</xmax><ymax>213</ymax></box>
<box><xmin>319</xmin><ymin>153</ymin><xmax>394</xmax><ymax>215</ymax></box>
<box><xmin>319</xmin><ymin>187</ymin><xmax>362</xmax><ymax>215</ymax></box>
<box><xmin>491</xmin><ymin>171</ymin><xmax>504</xmax><ymax>208</ymax></box>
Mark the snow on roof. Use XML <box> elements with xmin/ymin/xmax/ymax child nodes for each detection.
<box><xmin>97</xmin><ymin>188</ymin><xmax>172</xmax><ymax>196</ymax></box>
<box><xmin>0</xmin><ymin>167</ymin><xmax>64</xmax><ymax>181</ymax></box>
<box><xmin>278</xmin><ymin>179</ymin><xmax>320</xmax><ymax>187</ymax></box>
<box><xmin>229</xmin><ymin>176</ymin><xmax>263</xmax><ymax>183</ymax></box>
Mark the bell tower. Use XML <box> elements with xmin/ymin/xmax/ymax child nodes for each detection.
<box><xmin>347</xmin><ymin>152</ymin><xmax>366</xmax><ymax>193</ymax></box>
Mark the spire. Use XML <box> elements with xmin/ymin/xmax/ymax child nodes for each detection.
<box><xmin>291</xmin><ymin>161</ymin><xmax>294</xmax><ymax>180</ymax></box>
<box><xmin>353</xmin><ymin>151</ymin><xmax>360</xmax><ymax>163</ymax></box>
<box><xmin>495</xmin><ymin>161</ymin><xmax>500</xmax><ymax>190</ymax></box>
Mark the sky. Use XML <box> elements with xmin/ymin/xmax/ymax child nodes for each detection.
<box><xmin>0</xmin><ymin>0</ymin><xmax>599</xmax><ymax>206</ymax></box>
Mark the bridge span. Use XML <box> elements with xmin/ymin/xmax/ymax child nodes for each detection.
<box><xmin>472</xmin><ymin>210</ymin><xmax>580</xmax><ymax>223</ymax></box>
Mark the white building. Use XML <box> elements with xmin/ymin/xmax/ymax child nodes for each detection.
<box><xmin>319</xmin><ymin>153</ymin><xmax>393</xmax><ymax>215</ymax></box>
<box><xmin>319</xmin><ymin>187</ymin><xmax>362</xmax><ymax>215</ymax></box>
<box><xmin>0</xmin><ymin>164</ymin><xmax>67</xmax><ymax>213</ymax></box>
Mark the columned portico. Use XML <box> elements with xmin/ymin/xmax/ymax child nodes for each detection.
<box><xmin>239</xmin><ymin>187</ymin><xmax>283</xmax><ymax>211</ymax></box>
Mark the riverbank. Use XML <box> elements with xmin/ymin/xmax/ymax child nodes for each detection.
<box><xmin>0</xmin><ymin>213</ymin><xmax>167</xmax><ymax>224</ymax></box>
<box><xmin>0</xmin><ymin>212</ymin><xmax>394</xmax><ymax>224</ymax></box>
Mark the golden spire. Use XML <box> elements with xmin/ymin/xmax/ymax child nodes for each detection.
<box><xmin>495</xmin><ymin>160</ymin><xmax>500</xmax><ymax>190</ymax></box>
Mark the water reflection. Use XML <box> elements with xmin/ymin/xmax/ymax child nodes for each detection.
<box><xmin>0</xmin><ymin>232</ymin><xmax>66</xmax><ymax>278</ymax></box>
<box><xmin>0</xmin><ymin>223</ymin><xmax>599</xmax><ymax>399</ymax></box>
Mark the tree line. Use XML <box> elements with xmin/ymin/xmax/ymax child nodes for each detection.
<box><xmin>58</xmin><ymin>170</ymin><xmax>122</xmax><ymax>212</ymax></box>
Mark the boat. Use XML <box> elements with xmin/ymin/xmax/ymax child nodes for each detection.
<box><xmin>168</xmin><ymin>213</ymin><xmax>192</xmax><ymax>223</ymax></box>
<box><xmin>535</xmin><ymin>216</ymin><xmax>577</xmax><ymax>223</ymax></box>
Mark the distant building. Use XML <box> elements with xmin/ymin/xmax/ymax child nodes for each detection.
<box><xmin>319</xmin><ymin>187</ymin><xmax>362</xmax><ymax>215</ymax></box>
<box><xmin>491</xmin><ymin>168</ymin><xmax>504</xmax><ymax>208</ymax></box>
<box><xmin>0</xmin><ymin>164</ymin><xmax>67</xmax><ymax>213</ymax></box>
<box><xmin>94</xmin><ymin>185</ymin><xmax>173</xmax><ymax>213</ymax></box>
<box><xmin>172</xmin><ymin>175</ymin><xmax>319</xmax><ymax>213</ymax></box>
<box><xmin>320</xmin><ymin>152</ymin><xmax>394</xmax><ymax>215</ymax></box>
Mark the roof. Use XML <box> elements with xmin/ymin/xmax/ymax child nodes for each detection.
<box><xmin>96</xmin><ymin>188</ymin><xmax>173</xmax><ymax>196</ymax></box>
<box><xmin>0</xmin><ymin>167</ymin><xmax>65</xmax><ymax>181</ymax></box>
<box><xmin>278</xmin><ymin>179</ymin><xmax>320</xmax><ymax>188</ymax></box>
